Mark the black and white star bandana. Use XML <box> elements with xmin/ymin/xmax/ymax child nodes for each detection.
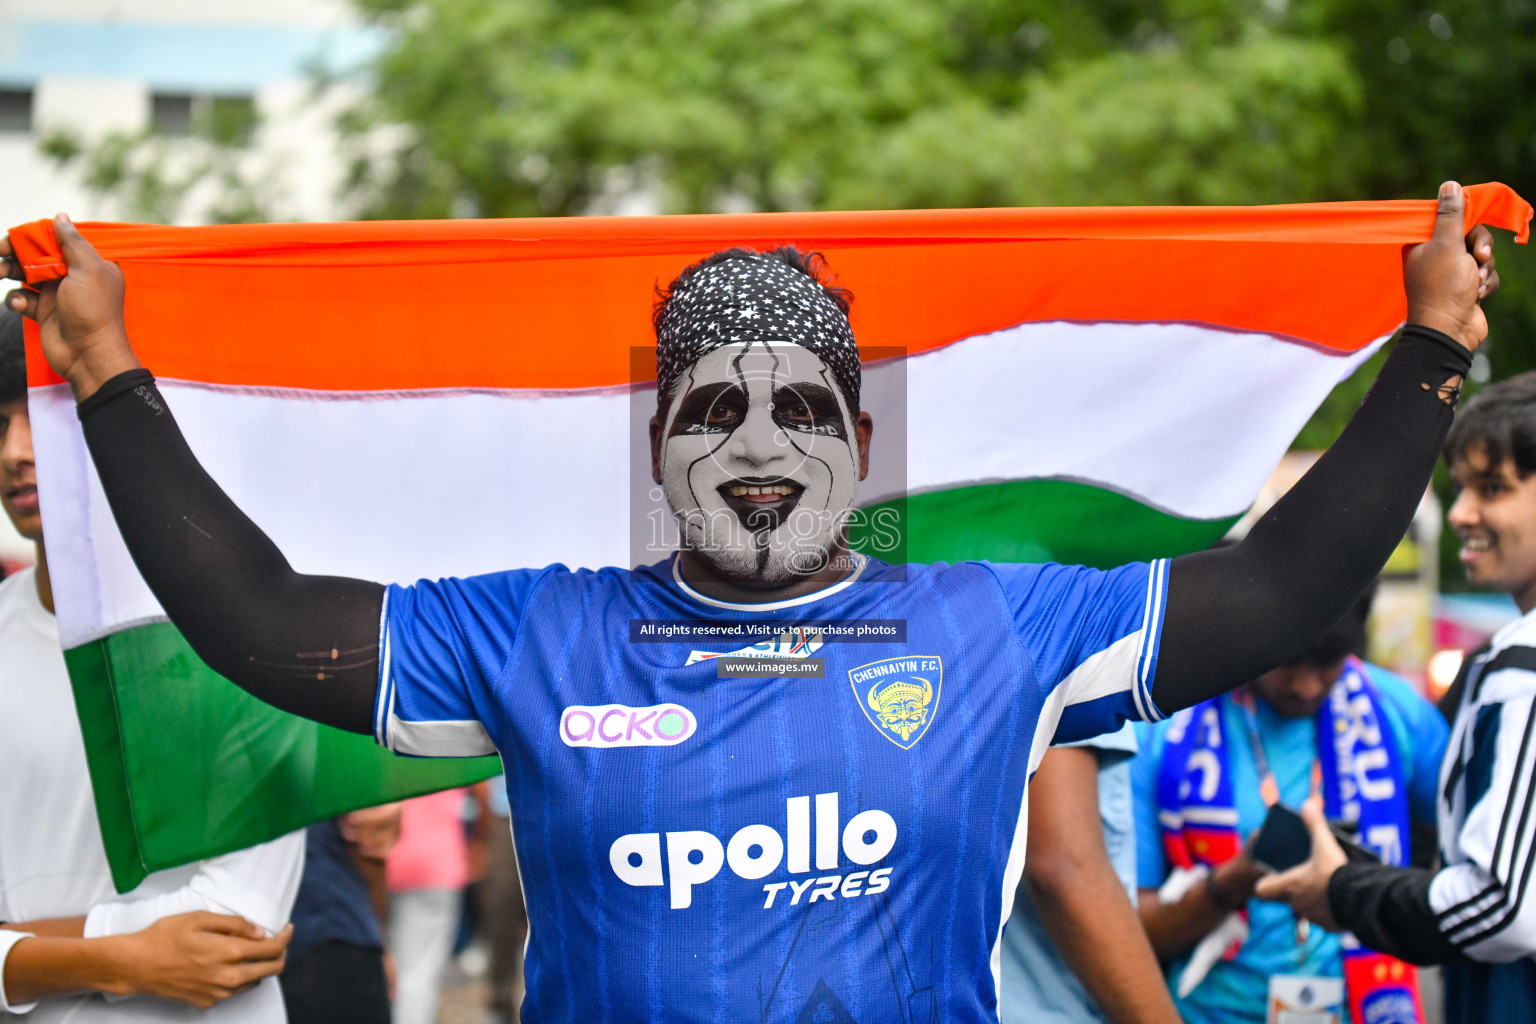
<box><xmin>656</xmin><ymin>255</ymin><xmax>860</xmax><ymax>406</ymax></box>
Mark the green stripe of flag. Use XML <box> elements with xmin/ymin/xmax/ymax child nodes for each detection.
<box><xmin>852</xmin><ymin>478</ymin><xmax>1238</xmax><ymax>568</ymax></box>
<box><xmin>67</xmin><ymin>624</ymin><xmax>500</xmax><ymax>893</ymax></box>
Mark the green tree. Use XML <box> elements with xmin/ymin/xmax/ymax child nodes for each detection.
<box><xmin>43</xmin><ymin>95</ymin><xmax>275</xmax><ymax>225</ymax></box>
<box><xmin>340</xmin><ymin>0</ymin><xmax>1362</xmax><ymax>217</ymax></box>
<box><xmin>1292</xmin><ymin>0</ymin><xmax>1536</xmax><ymax>586</ymax></box>
<box><xmin>826</xmin><ymin>32</ymin><xmax>1360</xmax><ymax>210</ymax></box>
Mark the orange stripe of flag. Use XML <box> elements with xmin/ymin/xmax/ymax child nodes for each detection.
<box><xmin>14</xmin><ymin>186</ymin><xmax>1530</xmax><ymax>392</ymax></box>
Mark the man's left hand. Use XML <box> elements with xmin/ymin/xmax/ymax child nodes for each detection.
<box><xmin>1403</xmin><ymin>181</ymin><xmax>1501</xmax><ymax>352</ymax></box>
<box><xmin>1252</xmin><ymin>797</ymin><xmax>1349</xmax><ymax>931</ymax></box>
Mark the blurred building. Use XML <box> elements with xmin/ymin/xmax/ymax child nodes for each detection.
<box><xmin>0</xmin><ymin>0</ymin><xmax>381</xmax><ymax>570</ymax></box>
<box><xmin>0</xmin><ymin>0</ymin><xmax>379</xmax><ymax>229</ymax></box>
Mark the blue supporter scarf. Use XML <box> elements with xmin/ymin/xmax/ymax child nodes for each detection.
<box><xmin>1156</xmin><ymin>656</ymin><xmax>1410</xmax><ymax>869</ymax></box>
<box><xmin>1157</xmin><ymin>657</ymin><xmax>1424</xmax><ymax>1022</ymax></box>
<box><xmin>1156</xmin><ymin>698</ymin><xmax>1240</xmax><ymax>871</ymax></box>
<box><xmin>1316</xmin><ymin>658</ymin><xmax>1411</xmax><ymax>866</ymax></box>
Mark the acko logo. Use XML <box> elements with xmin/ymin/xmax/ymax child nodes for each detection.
<box><xmin>561</xmin><ymin>703</ymin><xmax>696</xmax><ymax>748</ymax></box>
<box><xmin>609</xmin><ymin>792</ymin><xmax>897</xmax><ymax>909</ymax></box>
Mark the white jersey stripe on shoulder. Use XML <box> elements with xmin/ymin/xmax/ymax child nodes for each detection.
<box><xmin>387</xmin><ymin>677</ymin><xmax>398</xmax><ymax>748</ymax></box>
<box><xmin>374</xmin><ymin>590</ymin><xmax>392</xmax><ymax>746</ymax></box>
<box><xmin>383</xmin><ymin>658</ymin><xmax>400</xmax><ymax>753</ymax></box>
<box><xmin>1137</xmin><ymin>559</ymin><xmax>1169</xmax><ymax>721</ymax></box>
<box><xmin>1027</xmin><ymin>631</ymin><xmax>1143</xmax><ymax>777</ymax></box>
<box><xmin>1130</xmin><ymin>562</ymin><xmax>1157</xmax><ymax>722</ymax></box>
<box><xmin>1129</xmin><ymin>660</ymin><xmax>1150</xmax><ymax>724</ymax></box>
<box><xmin>1136</xmin><ymin>561</ymin><xmax>1157</xmax><ymax>688</ymax></box>
<box><xmin>1152</xmin><ymin>557</ymin><xmax>1169</xmax><ymax>717</ymax></box>
<box><xmin>1136</xmin><ymin>561</ymin><xmax>1156</xmax><ymax>668</ymax></box>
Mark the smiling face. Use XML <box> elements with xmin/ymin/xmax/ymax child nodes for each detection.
<box><xmin>656</xmin><ymin>341</ymin><xmax>862</xmax><ymax>584</ymax></box>
<box><xmin>0</xmin><ymin>397</ymin><xmax>40</xmax><ymax>542</ymax></box>
<box><xmin>1448</xmin><ymin>444</ymin><xmax>1536</xmax><ymax>612</ymax></box>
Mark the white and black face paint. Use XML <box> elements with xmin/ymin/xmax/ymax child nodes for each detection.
<box><xmin>660</xmin><ymin>341</ymin><xmax>860</xmax><ymax>583</ymax></box>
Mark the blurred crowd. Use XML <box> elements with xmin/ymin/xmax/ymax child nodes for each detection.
<box><xmin>283</xmin><ymin>782</ymin><xmax>527</xmax><ymax>1024</ymax></box>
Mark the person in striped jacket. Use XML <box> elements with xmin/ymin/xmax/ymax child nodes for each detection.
<box><xmin>1258</xmin><ymin>372</ymin><xmax>1536</xmax><ymax>1022</ymax></box>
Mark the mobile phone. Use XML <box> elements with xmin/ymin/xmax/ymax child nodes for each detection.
<box><xmin>1250</xmin><ymin>804</ymin><xmax>1312</xmax><ymax>873</ymax></box>
<box><xmin>1327</xmin><ymin>823</ymin><xmax>1383</xmax><ymax>865</ymax></box>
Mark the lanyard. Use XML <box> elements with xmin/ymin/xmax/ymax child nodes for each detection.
<box><xmin>1231</xmin><ymin>689</ymin><xmax>1325</xmax><ymax>955</ymax></box>
<box><xmin>1230</xmin><ymin>690</ymin><xmax>1322</xmax><ymax>808</ymax></box>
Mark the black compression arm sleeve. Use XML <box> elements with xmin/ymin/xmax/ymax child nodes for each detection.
<box><xmin>1152</xmin><ymin>325</ymin><xmax>1470</xmax><ymax>713</ymax></box>
<box><xmin>78</xmin><ymin>371</ymin><xmax>383</xmax><ymax>734</ymax></box>
<box><xmin>1328</xmin><ymin>862</ymin><xmax>1466</xmax><ymax>965</ymax></box>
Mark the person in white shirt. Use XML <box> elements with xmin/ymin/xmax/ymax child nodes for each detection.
<box><xmin>0</xmin><ymin>309</ymin><xmax>304</xmax><ymax>1021</ymax></box>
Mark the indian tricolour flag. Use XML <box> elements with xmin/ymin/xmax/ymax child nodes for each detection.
<box><xmin>11</xmin><ymin>187</ymin><xmax>1531</xmax><ymax>892</ymax></box>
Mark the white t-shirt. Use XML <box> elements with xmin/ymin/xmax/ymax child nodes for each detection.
<box><xmin>0</xmin><ymin>567</ymin><xmax>305</xmax><ymax>1021</ymax></box>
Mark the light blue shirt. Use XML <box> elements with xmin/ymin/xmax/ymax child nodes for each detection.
<box><xmin>1000</xmin><ymin>722</ymin><xmax>1140</xmax><ymax>1024</ymax></box>
<box><xmin>487</xmin><ymin>773</ymin><xmax>510</xmax><ymax>818</ymax></box>
<box><xmin>1130</xmin><ymin>664</ymin><xmax>1448</xmax><ymax>1024</ymax></box>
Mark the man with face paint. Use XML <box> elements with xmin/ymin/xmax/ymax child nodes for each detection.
<box><xmin>0</xmin><ymin>183</ymin><xmax>1502</xmax><ymax>1023</ymax></box>
<box><xmin>651</xmin><ymin>249</ymin><xmax>871</xmax><ymax>589</ymax></box>
<box><xmin>656</xmin><ymin>340</ymin><xmax>862</xmax><ymax>583</ymax></box>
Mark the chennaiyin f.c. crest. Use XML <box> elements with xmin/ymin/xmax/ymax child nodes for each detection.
<box><xmin>849</xmin><ymin>656</ymin><xmax>944</xmax><ymax>750</ymax></box>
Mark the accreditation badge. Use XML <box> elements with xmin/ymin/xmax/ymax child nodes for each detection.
<box><xmin>1266</xmin><ymin>974</ymin><xmax>1343</xmax><ymax>1024</ymax></box>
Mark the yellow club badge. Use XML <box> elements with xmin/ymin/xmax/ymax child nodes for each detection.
<box><xmin>849</xmin><ymin>656</ymin><xmax>943</xmax><ymax>750</ymax></box>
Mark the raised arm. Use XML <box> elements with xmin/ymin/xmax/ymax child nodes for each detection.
<box><xmin>1151</xmin><ymin>182</ymin><xmax>1497</xmax><ymax>715</ymax></box>
<box><xmin>3</xmin><ymin>217</ymin><xmax>382</xmax><ymax>734</ymax></box>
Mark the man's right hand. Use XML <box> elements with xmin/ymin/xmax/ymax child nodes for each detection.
<box><xmin>1</xmin><ymin>214</ymin><xmax>141</xmax><ymax>401</ymax></box>
<box><xmin>106</xmin><ymin>912</ymin><xmax>291</xmax><ymax>1009</ymax></box>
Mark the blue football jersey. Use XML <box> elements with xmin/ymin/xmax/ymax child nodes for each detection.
<box><xmin>375</xmin><ymin>554</ymin><xmax>1169</xmax><ymax>1023</ymax></box>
